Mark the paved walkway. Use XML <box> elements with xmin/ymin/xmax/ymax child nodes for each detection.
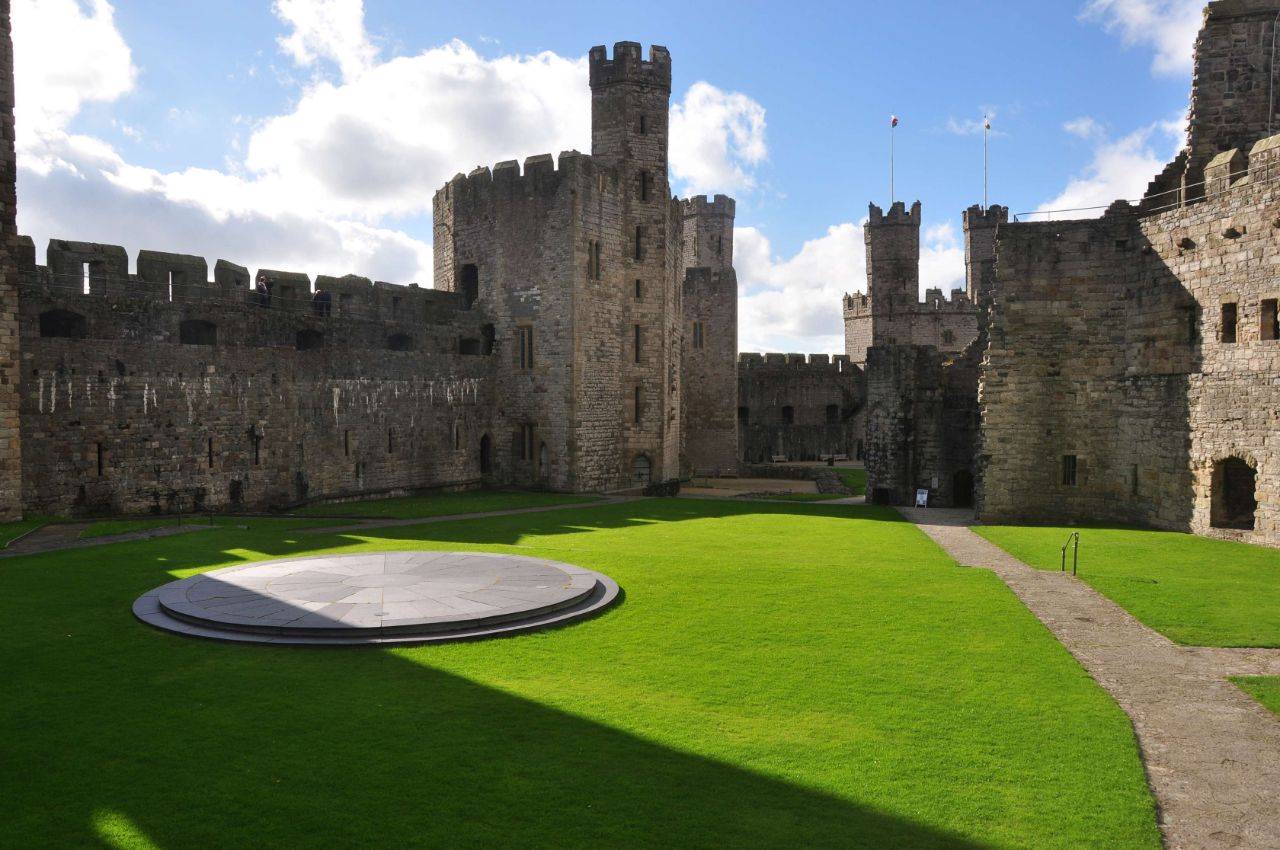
<box><xmin>899</xmin><ymin>507</ymin><xmax>1280</xmax><ymax>850</ymax></box>
<box><xmin>1</xmin><ymin>522</ymin><xmax>218</xmax><ymax>558</ymax></box>
<box><xmin>299</xmin><ymin>495</ymin><xmax>639</xmax><ymax>536</ymax></box>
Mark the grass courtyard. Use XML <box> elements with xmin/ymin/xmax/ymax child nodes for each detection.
<box><xmin>972</xmin><ymin>524</ymin><xmax>1280</xmax><ymax>647</ymax></box>
<box><xmin>2</xmin><ymin>500</ymin><xmax>1161</xmax><ymax>848</ymax></box>
<box><xmin>291</xmin><ymin>488</ymin><xmax>597</xmax><ymax>519</ymax></box>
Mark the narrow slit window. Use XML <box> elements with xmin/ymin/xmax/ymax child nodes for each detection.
<box><xmin>634</xmin><ymin>278</ymin><xmax>642</xmax><ymax>300</ymax></box>
<box><xmin>639</xmin><ymin>171</ymin><xmax>650</xmax><ymax>202</ymax></box>
<box><xmin>516</xmin><ymin>326</ymin><xmax>534</xmax><ymax>370</ymax></box>
<box><xmin>634</xmin><ymin>324</ymin><xmax>642</xmax><ymax>363</ymax></box>
<box><xmin>692</xmin><ymin>321</ymin><xmax>705</xmax><ymax>350</ymax></box>
<box><xmin>82</xmin><ymin>262</ymin><xmax>91</xmax><ymax>295</ymax></box>
<box><xmin>1262</xmin><ymin>299</ymin><xmax>1279</xmax><ymax>341</ymax></box>
<box><xmin>253</xmin><ymin>434</ymin><xmax>261</xmax><ymax>466</ymax></box>
<box><xmin>344</xmin><ymin>430</ymin><xmax>350</xmax><ymax>457</ymax></box>
<box><xmin>1221</xmin><ymin>302</ymin><xmax>1238</xmax><ymax>344</ymax></box>
<box><xmin>588</xmin><ymin>240</ymin><xmax>602</xmax><ymax>280</ymax></box>
<box><xmin>634</xmin><ymin>386</ymin><xmax>642</xmax><ymax>424</ymax></box>
<box><xmin>1062</xmin><ymin>454</ymin><xmax>1078</xmax><ymax>486</ymax></box>
<box><xmin>168</xmin><ymin>271</ymin><xmax>175</xmax><ymax>302</ymax></box>
<box><xmin>207</xmin><ymin>438</ymin><xmax>214</xmax><ymax>469</ymax></box>
<box><xmin>96</xmin><ymin>442</ymin><xmax>104</xmax><ymax>477</ymax></box>
<box><xmin>387</xmin><ymin>428</ymin><xmax>394</xmax><ymax>454</ymax></box>
<box><xmin>634</xmin><ymin>226</ymin><xmax>644</xmax><ymax>261</ymax></box>
<box><xmin>638</xmin><ymin>115</ymin><xmax>647</xmax><ymax>135</ymax></box>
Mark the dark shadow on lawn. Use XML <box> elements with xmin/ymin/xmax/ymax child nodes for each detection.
<box><xmin>1</xmin><ymin>506</ymin><xmax>996</xmax><ymax>850</ymax></box>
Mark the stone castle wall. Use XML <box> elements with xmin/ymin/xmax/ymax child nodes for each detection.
<box><xmin>737</xmin><ymin>353</ymin><xmax>864</xmax><ymax>465</ymax></box>
<box><xmin>18</xmin><ymin>241</ymin><xmax>492</xmax><ymax>515</ymax></box>
<box><xmin>0</xmin><ymin>3</ymin><xmax>19</xmax><ymax>520</ymax></box>
<box><xmin>682</xmin><ymin>266</ymin><xmax>738</xmax><ymax>474</ymax></box>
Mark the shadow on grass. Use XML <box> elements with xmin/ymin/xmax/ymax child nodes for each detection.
<box><xmin>2</xmin><ymin>506</ymin><xmax>994</xmax><ymax>849</ymax></box>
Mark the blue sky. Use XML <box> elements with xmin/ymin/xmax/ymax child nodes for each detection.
<box><xmin>14</xmin><ymin>0</ymin><xmax>1204</xmax><ymax>352</ymax></box>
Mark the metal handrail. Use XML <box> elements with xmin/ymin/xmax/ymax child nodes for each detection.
<box><xmin>1061</xmin><ymin>531</ymin><xmax>1079</xmax><ymax>576</ymax></box>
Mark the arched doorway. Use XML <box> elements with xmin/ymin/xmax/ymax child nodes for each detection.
<box><xmin>1211</xmin><ymin>457</ymin><xmax>1256</xmax><ymax>530</ymax></box>
<box><xmin>952</xmin><ymin>469</ymin><xmax>975</xmax><ymax>508</ymax></box>
<box><xmin>633</xmin><ymin>454</ymin><xmax>651</xmax><ymax>486</ymax></box>
<box><xmin>479</xmin><ymin>434</ymin><xmax>492</xmax><ymax>475</ymax></box>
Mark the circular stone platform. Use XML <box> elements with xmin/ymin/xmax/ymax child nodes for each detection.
<box><xmin>133</xmin><ymin>551</ymin><xmax>620</xmax><ymax>646</ymax></box>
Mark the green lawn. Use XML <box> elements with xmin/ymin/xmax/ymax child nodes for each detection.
<box><xmin>0</xmin><ymin>517</ymin><xmax>46</xmax><ymax>547</ymax></box>
<box><xmin>972</xmin><ymin>525</ymin><xmax>1280</xmax><ymax>647</ymax></box>
<box><xmin>1233</xmin><ymin>677</ymin><xmax>1280</xmax><ymax>716</ymax></box>
<box><xmin>292</xmin><ymin>488</ymin><xmax>598</xmax><ymax>519</ymax></box>
<box><xmin>79</xmin><ymin>518</ymin><xmax>197</xmax><ymax>539</ymax></box>
<box><xmin>835</xmin><ymin>467</ymin><xmax>866</xmax><ymax>495</ymax></box>
<box><xmin>1</xmin><ymin>501</ymin><xmax>1159</xmax><ymax>848</ymax></box>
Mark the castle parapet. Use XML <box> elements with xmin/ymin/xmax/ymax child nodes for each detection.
<box><xmin>588</xmin><ymin>42</ymin><xmax>671</xmax><ymax>92</ymax></box>
<box><xmin>867</xmin><ymin>200</ymin><xmax>921</xmax><ymax>226</ymax></box>
<box><xmin>962</xmin><ymin>204</ymin><xmax>1008</xmax><ymax>228</ymax></box>
<box><xmin>680</xmin><ymin>194</ymin><xmax>736</xmax><ymax>217</ymax></box>
<box><xmin>438</xmin><ymin>151</ymin><xmax>588</xmax><ymax>202</ymax></box>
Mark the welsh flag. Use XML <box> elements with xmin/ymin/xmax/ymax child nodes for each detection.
<box><xmin>891</xmin><ymin>115</ymin><xmax>899</xmax><ymax>127</ymax></box>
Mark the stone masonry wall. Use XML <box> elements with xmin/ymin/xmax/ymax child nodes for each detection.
<box><xmin>19</xmin><ymin>245</ymin><xmax>492</xmax><ymax>515</ymax></box>
<box><xmin>0</xmin><ymin>2</ymin><xmax>20</xmax><ymax>520</ymax></box>
<box><xmin>737</xmin><ymin>353</ymin><xmax>864</xmax><ymax>464</ymax></box>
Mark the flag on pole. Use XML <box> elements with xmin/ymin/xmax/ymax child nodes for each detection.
<box><xmin>891</xmin><ymin>114</ymin><xmax>899</xmax><ymax>128</ymax></box>
<box><xmin>983</xmin><ymin>117</ymin><xmax>991</xmax><ymax>131</ymax></box>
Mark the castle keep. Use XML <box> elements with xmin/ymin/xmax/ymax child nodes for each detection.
<box><xmin>0</xmin><ymin>40</ymin><xmax>740</xmax><ymax>515</ymax></box>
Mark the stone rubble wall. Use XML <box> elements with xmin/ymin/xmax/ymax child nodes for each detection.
<box><xmin>737</xmin><ymin>353</ymin><xmax>864</xmax><ymax>465</ymax></box>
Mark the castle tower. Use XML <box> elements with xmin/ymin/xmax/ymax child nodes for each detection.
<box><xmin>681</xmin><ymin>194</ymin><xmax>735</xmax><ymax>271</ymax></box>
<box><xmin>0</xmin><ymin>2</ymin><xmax>21</xmax><ymax>519</ymax></box>
<box><xmin>962</xmin><ymin>204</ymin><xmax>1007</xmax><ymax>315</ymax></box>
<box><xmin>587</xmin><ymin>42</ymin><xmax>681</xmax><ymax>483</ymax></box>
<box><xmin>844</xmin><ymin>201</ymin><xmax>921</xmax><ymax>364</ymax></box>
<box><xmin>1175</xmin><ymin>0</ymin><xmax>1280</xmax><ymax>200</ymax></box>
<box><xmin>681</xmin><ymin>195</ymin><xmax>739</xmax><ymax>474</ymax></box>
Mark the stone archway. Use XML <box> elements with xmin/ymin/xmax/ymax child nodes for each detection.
<box><xmin>952</xmin><ymin>469</ymin><xmax>975</xmax><ymax>508</ymax></box>
<box><xmin>1210</xmin><ymin>456</ymin><xmax>1256</xmax><ymax>530</ymax></box>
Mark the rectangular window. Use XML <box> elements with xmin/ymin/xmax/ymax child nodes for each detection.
<box><xmin>344</xmin><ymin>430</ymin><xmax>350</xmax><ymax>457</ymax></box>
<box><xmin>1132</xmin><ymin>464</ymin><xmax>1139</xmax><ymax>496</ymax></box>
<box><xmin>516</xmin><ymin>326</ymin><xmax>534</xmax><ymax>370</ymax></box>
<box><xmin>634</xmin><ymin>278</ymin><xmax>642</xmax><ymax>300</ymax></box>
<box><xmin>253</xmin><ymin>434</ymin><xmax>261</xmax><ymax>466</ymax></box>
<box><xmin>519</xmin><ymin>424</ymin><xmax>535</xmax><ymax>461</ymax></box>
<box><xmin>639</xmin><ymin>171</ymin><xmax>650</xmax><ymax>202</ymax></box>
<box><xmin>1221</xmin><ymin>302</ymin><xmax>1238</xmax><ymax>344</ymax></box>
<box><xmin>391</xmin><ymin>296</ymin><xmax>402</xmax><ymax>319</ymax></box>
<box><xmin>82</xmin><ymin>262</ymin><xmax>91</xmax><ymax>295</ymax></box>
<box><xmin>588</xmin><ymin>240</ymin><xmax>602</xmax><ymax>280</ymax></box>
<box><xmin>387</xmin><ymin>428</ymin><xmax>394</xmax><ymax>454</ymax></box>
<box><xmin>634</xmin><ymin>226</ymin><xmax>644</xmax><ymax>261</ymax></box>
<box><xmin>638</xmin><ymin>115</ymin><xmax>647</xmax><ymax>135</ymax></box>
<box><xmin>207</xmin><ymin>438</ymin><xmax>214</xmax><ymax>469</ymax></box>
<box><xmin>96</xmin><ymin>442</ymin><xmax>104</xmax><ymax>477</ymax></box>
<box><xmin>692</xmin><ymin>321</ymin><xmax>705</xmax><ymax>350</ymax></box>
<box><xmin>1263</xmin><ymin>299</ymin><xmax>1279</xmax><ymax>341</ymax></box>
<box><xmin>454</xmin><ymin>422</ymin><xmax>461</xmax><ymax>451</ymax></box>
<box><xmin>1062</xmin><ymin>454</ymin><xmax>1078</xmax><ymax>487</ymax></box>
<box><xmin>634</xmin><ymin>386</ymin><xmax>642</xmax><ymax>424</ymax></box>
<box><xmin>633</xmin><ymin>324</ymin><xmax>642</xmax><ymax>363</ymax></box>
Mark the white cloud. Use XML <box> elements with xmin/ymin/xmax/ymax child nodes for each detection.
<box><xmin>1039</xmin><ymin>118</ymin><xmax>1185</xmax><ymax>216</ymax></box>
<box><xmin>273</xmin><ymin>0</ymin><xmax>378</xmax><ymax>82</ymax></box>
<box><xmin>946</xmin><ymin>108</ymin><xmax>1001</xmax><ymax>137</ymax></box>
<box><xmin>12</xmin><ymin>0</ymin><xmax>136</xmax><ymax>149</ymax></box>
<box><xmin>1081</xmin><ymin>0</ymin><xmax>1203</xmax><ymax>76</ymax></box>
<box><xmin>733</xmin><ymin>216</ymin><xmax>965</xmax><ymax>354</ymax></box>
<box><xmin>13</xmin><ymin>1</ymin><xmax>769</xmax><ymax>294</ymax></box>
<box><xmin>669</xmin><ymin>81</ymin><xmax>767</xmax><ymax>197</ymax></box>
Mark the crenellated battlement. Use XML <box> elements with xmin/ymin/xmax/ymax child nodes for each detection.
<box><xmin>23</xmin><ymin>238</ymin><xmax>462</xmax><ymax>326</ymax></box>
<box><xmin>962</xmin><ymin>204</ymin><xmax>1008</xmax><ymax>228</ymax></box>
<box><xmin>867</xmin><ymin>200</ymin><xmax>921</xmax><ymax>227</ymax></box>
<box><xmin>738</xmin><ymin>352</ymin><xmax>859</xmax><ymax>373</ymax></box>
<box><xmin>437</xmin><ymin>150</ymin><xmax>590</xmax><ymax>202</ymax></box>
<box><xmin>680</xmin><ymin>194</ymin><xmax>736</xmax><ymax>218</ymax></box>
<box><xmin>588</xmin><ymin>42</ymin><xmax>671</xmax><ymax>92</ymax></box>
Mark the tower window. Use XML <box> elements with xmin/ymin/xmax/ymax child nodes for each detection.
<box><xmin>781</xmin><ymin>406</ymin><xmax>795</xmax><ymax>425</ymax></box>
<box><xmin>634</xmin><ymin>278</ymin><xmax>643</xmax><ymax>300</ymax></box>
<box><xmin>588</xmin><ymin>240</ymin><xmax>602</xmax><ymax>280</ymax></box>
<box><xmin>826</xmin><ymin>404</ymin><xmax>840</xmax><ymax>424</ymax></box>
<box><xmin>638</xmin><ymin>115</ymin><xmax>647</xmax><ymax>135</ymax></box>
<box><xmin>1062</xmin><ymin>454</ymin><xmax>1078</xmax><ymax>486</ymax></box>
<box><xmin>459</xmin><ymin>264</ymin><xmax>479</xmax><ymax>309</ymax></box>
<box><xmin>1262</xmin><ymin>299</ymin><xmax>1278</xmax><ymax>341</ymax></box>
<box><xmin>692</xmin><ymin>321</ymin><xmax>705</xmax><ymax>349</ymax></box>
<box><xmin>1221</xmin><ymin>302</ymin><xmax>1238</xmax><ymax>344</ymax></box>
<box><xmin>518</xmin><ymin>424</ymin><xmax>535</xmax><ymax>461</ymax></box>
<box><xmin>633</xmin><ymin>386</ymin><xmax>642</xmax><ymax>424</ymax></box>
<box><xmin>634</xmin><ymin>324</ymin><xmax>642</xmax><ymax>363</ymax></box>
<box><xmin>639</xmin><ymin>171</ymin><xmax>651</xmax><ymax>202</ymax></box>
<box><xmin>516</xmin><ymin>326</ymin><xmax>534</xmax><ymax>370</ymax></box>
<box><xmin>634</xmin><ymin>226</ymin><xmax>644</xmax><ymax>261</ymax></box>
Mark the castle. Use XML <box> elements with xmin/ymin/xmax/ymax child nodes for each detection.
<box><xmin>856</xmin><ymin>0</ymin><xmax>1280</xmax><ymax>546</ymax></box>
<box><xmin>0</xmin><ymin>0</ymin><xmax>1277</xmax><ymax>550</ymax></box>
<box><xmin>0</xmin><ymin>36</ymin><xmax>740</xmax><ymax>516</ymax></box>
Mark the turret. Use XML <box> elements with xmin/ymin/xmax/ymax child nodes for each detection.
<box><xmin>681</xmin><ymin>194</ymin><xmax>735</xmax><ymax>271</ymax></box>
<box><xmin>962</xmin><ymin>204</ymin><xmax>1007</xmax><ymax>310</ymax></box>
<box><xmin>588</xmin><ymin>42</ymin><xmax>671</xmax><ymax>169</ymax></box>
<box><xmin>864</xmin><ymin>200</ymin><xmax>921</xmax><ymax>315</ymax></box>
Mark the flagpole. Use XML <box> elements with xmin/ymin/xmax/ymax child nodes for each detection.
<box><xmin>890</xmin><ymin>118</ymin><xmax>896</xmax><ymax>204</ymax></box>
<box><xmin>983</xmin><ymin>117</ymin><xmax>989</xmax><ymax>209</ymax></box>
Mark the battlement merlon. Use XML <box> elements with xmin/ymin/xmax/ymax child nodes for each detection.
<box><xmin>436</xmin><ymin>151</ymin><xmax>588</xmax><ymax>200</ymax></box>
<box><xmin>588</xmin><ymin>42</ymin><xmax>672</xmax><ymax>92</ymax></box>
<box><xmin>1202</xmin><ymin>0</ymin><xmax>1280</xmax><ymax>21</ymax></box>
<box><xmin>962</xmin><ymin>204</ymin><xmax>1008</xmax><ymax>229</ymax></box>
<box><xmin>867</xmin><ymin>200</ymin><xmax>922</xmax><ymax>227</ymax></box>
<box><xmin>680</xmin><ymin>194</ymin><xmax>736</xmax><ymax>219</ymax></box>
<box><xmin>737</xmin><ymin>352</ymin><xmax>861</xmax><ymax>373</ymax></box>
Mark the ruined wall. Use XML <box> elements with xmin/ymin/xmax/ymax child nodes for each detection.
<box><xmin>737</xmin><ymin>353</ymin><xmax>864</xmax><ymax>464</ymax></box>
<box><xmin>844</xmin><ymin>201</ymin><xmax>980</xmax><ymax>365</ymax></box>
<box><xmin>864</xmin><ymin>344</ymin><xmax>979</xmax><ymax>507</ymax></box>
<box><xmin>20</xmin><ymin>243</ymin><xmax>492</xmax><ymax>515</ymax></box>
<box><xmin>0</xmin><ymin>3</ymin><xmax>20</xmax><ymax>520</ymax></box>
<box><xmin>681</xmin><ymin>195</ymin><xmax>738</xmax><ymax>475</ymax></box>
